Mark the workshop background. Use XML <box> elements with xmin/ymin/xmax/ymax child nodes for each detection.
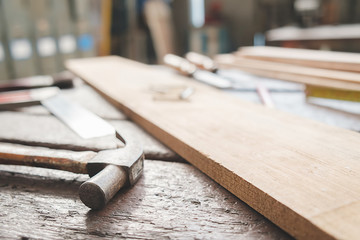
<box><xmin>0</xmin><ymin>0</ymin><xmax>360</xmax><ymax>80</ymax></box>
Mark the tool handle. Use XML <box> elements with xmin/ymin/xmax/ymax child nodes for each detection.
<box><xmin>164</xmin><ymin>54</ymin><xmax>197</xmax><ymax>76</ymax></box>
<box><xmin>0</xmin><ymin>71</ymin><xmax>74</xmax><ymax>92</ymax></box>
<box><xmin>0</xmin><ymin>87</ymin><xmax>60</xmax><ymax>109</ymax></box>
<box><xmin>79</xmin><ymin>165</ymin><xmax>127</xmax><ymax>209</ymax></box>
<box><xmin>185</xmin><ymin>52</ymin><xmax>218</xmax><ymax>72</ymax></box>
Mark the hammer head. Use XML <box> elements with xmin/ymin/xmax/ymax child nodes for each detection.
<box><xmin>79</xmin><ymin>133</ymin><xmax>144</xmax><ymax>209</ymax></box>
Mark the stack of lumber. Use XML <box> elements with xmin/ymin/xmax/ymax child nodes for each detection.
<box><xmin>235</xmin><ymin>46</ymin><xmax>360</xmax><ymax>72</ymax></box>
<box><xmin>215</xmin><ymin>47</ymin><xmax>360</xmax><ymax>101</ymax></box>
<box><xmin>67</xmin><ymin>56</ymin><xmax>360</xmax><ymax>239</ymax></box>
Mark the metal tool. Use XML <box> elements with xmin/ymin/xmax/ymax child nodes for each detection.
<box><xmin>0</xmin><ymin>86</ymin><xmax>144</xmax><ymax>209</ymax></box>
<box><xmin>164</xmin><ymin>54</ymin><xmax>276</xmax><ymax>108</ymax></box>
<box><xmin>164</xmin><ymin>53</ymin><xmax>279</xmax><ymax>91</ymax></box>
<box><xmin>0</xmin><ymin>87</ymin><xmax>115</xmax><ymax>139</ymax></box>
<box><xmin>184</xmin><ymin>52</ymin><xmax>301</xmax><ymax>93</ymax></box>
<box><xmin>186</xmin><ymin>52</ymin><xmax>277</xmax><ymax>107</ymax></box>
<box><xmin>185</xmin><ymin>51</ymin><xmax>248</xmax><ymax>85</ymax></box>
<box><xmin>0</xmin><ymin>131</ymin><xmax>144</xmax><ymax>210</ymax></box>
<box><xmin>164</xmin><ymin>54</ymin><xmax>233</xmax><ymax>89</ymax></box>
<box><xmin>185</xmin><ymin>52</ymin><xmax>219</xmax><ymax>73</ymax></box>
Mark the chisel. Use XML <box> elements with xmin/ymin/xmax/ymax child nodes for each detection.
<box><xmin>164</xmin><ymin>54</ymin><xmax>233</xmax><ymax>89</ymax></box>
<box><xmin>0</xmin><ymin>87</ymin><xmax>115</xmax><ymax>139</ymax></box>
<box><xmin>164</xmin><ymin>53</ymin><xmax>275</xmax><ymax>108</ymax></box>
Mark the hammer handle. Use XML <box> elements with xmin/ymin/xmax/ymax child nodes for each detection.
<box><xmin>0</xmin><ymin>143</ymin><xmax>91</xmax><ymax>173</ymax></box>
<box><xmin>79</xmin><ymin>165</ymin><xmax>127</xmax><ymax>210</ymax></box>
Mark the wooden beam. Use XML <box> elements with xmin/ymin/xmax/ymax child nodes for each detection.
<box><xmin>66</xmin><ymin>56</ymin><xmax>360</xmax><ymax>240</ymax></box>
<box><xmin>237</xmin><ymin>46</ymin><xmax>360</xmax><ymax>73</ymax></box>
<box><xmin>215</xmin><ymin>54</ymin><xmax>360</xmax><ymax>91</ymax></box>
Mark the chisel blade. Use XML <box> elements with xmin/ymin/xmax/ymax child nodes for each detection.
<box><xmin>41</xmin><ymin>94</ymin><xmax>115</xmax><ymax>139</ymax></box>
<box><xmin>0</xmin><ymin>87</ymin><xmax>116</xmax><ymax>139</ymax></box>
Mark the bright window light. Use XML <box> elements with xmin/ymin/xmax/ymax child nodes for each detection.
<box><xmin>190</xmin><ymin>0</ymin><xmax>205</xmax><ymax>28</ymax></box>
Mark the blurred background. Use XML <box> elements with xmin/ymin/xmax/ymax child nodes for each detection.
<box><xmin>1</xmin><ymin>0</ymin><xmax>360</xmax><ymax>80</ymax></box>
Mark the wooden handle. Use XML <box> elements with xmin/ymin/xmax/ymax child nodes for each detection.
<box><xmin>79</xmin><ymin>165</ymin><xmax>127</xmax><ymax>210</ymax></box>
<box><xmin>185</xmin><ymin>52</ymin><xmax>218</xmax><ymax>72</ymax></box>
<box><xmin>0</xmin><ymin>87</ymin><xmax>60</xmax><ymax>109</ymax></box>
<box><xmin>163</xmin><ymin>54</ymin><xmax>197</xmax><ymax>76</ymax></box>
<box><xmin>0</xmin><ymin>71</ymin><xmax>73</xmax><ymax>92</ymax></box>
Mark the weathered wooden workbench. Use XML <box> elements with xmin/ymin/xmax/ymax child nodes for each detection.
<box><xmin>0</xmin><ymin>80</ymin><xmax>292</xmax><ymax>239</ymax></box>
<box><xmin>1</xmin><ymin>71</ymin><xmax>359</xmax><ymax>239</ymax></box>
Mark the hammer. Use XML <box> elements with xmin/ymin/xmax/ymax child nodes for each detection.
<box><xmin>0</xmin><ymin>131</ymin><xmax>144</xmax><ymax>210</ymax></box>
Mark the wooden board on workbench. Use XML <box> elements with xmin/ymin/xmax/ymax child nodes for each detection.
<box><xmin>232</xmin><ymin>91</ymin><xmax>360</xmax><ymax>132</ymax></box>
<box><xmin>0</xmin><ymin>161</ymin><xmax>291</xmax><ymax>239</ymax></box>
<box><xmin>237</xmin><ymin>46</ymin><xmax>360</xmax><ymax>72</ymax></box>
<box><xmin>216</xmin><ymin>54</ymin><xmax>360</xmax><ymax>92</ymax></box>
<box><xmin>67</xmin><ymin>56</ymin><xmax>360</xmax><ymax>240</ymax></box>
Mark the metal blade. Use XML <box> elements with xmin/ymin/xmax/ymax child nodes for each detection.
<box><xmin>41</xmin><ymin>94</ymin><xmax>115</xmax><ymax>139</ymax></box>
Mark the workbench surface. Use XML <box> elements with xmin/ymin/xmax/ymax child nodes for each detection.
<box><xmin>0</xmin><ymin>82</ymin><xmax>291</xmax><ymax>239</ymax></box>
<box><xmin>1</xmin><ymin>73</ymin><xmax>359</xmax><ymax>239</ymax></box>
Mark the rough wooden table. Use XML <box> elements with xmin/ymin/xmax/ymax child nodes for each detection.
<box><xmin>0</xmin><ymin>81</ymin><xmax>291</xmax><ymax>239</ymax></box>
<box><xmin>2</xmin><ymin>74</ymin><xmax>358</xmax><ymax>239</ymax></box>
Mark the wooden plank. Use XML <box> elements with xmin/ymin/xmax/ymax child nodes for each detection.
<box><xmin>0</xmin><ymin>160</ymin><xmax>291</xmax><ymax>239</ymax></box>
<box><xmin>66</xmin><ymin>56</ymin><xmax>360</xmax><ymax>240</ymax></box>
<box><xmin>266</xmin><ymin>24</ymin><xmax>360</xmax><ymax>42</ymax></box>
<box><xmin>237</xmin><ymin>46</ymin><xmax>360</xmax><ymax>73</ymax></box>
<box><xmin>215</xmin><ymin>54</ymin><xmax>360</xmax><ymax>92</ymax></box>
<box><xmin>237</xmin><ymin>91</ymin><xmax>360</xmax><ymax>132</ymax></box>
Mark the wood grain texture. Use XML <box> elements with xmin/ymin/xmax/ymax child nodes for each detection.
<box><xmin>67</xmin><ymin>56</ymin><xmax>360</xmax><ymax>239</ymax></box>
<box><xmin>0</xmin><ymin>161</ymin><xmax>291</xmax><ymax>239</ymax></box>
<box><xmin>215</xmin><ymin>54</ymin><xmax>360</xmax><ymax>91</ymax></box>
<box><xmin>237</xmin><ymin>46</ymin><xmax>360</xmax><ymax>73</ymax></box>
<box><xmin>230</xmin><ymin>90</ymin><xmax>360</xmax><ymax>132</ymax></box>
<box><xmin>266</xmin><ymin>24</ymin><xmax>360</xmax><ymax>42</ymax></box>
